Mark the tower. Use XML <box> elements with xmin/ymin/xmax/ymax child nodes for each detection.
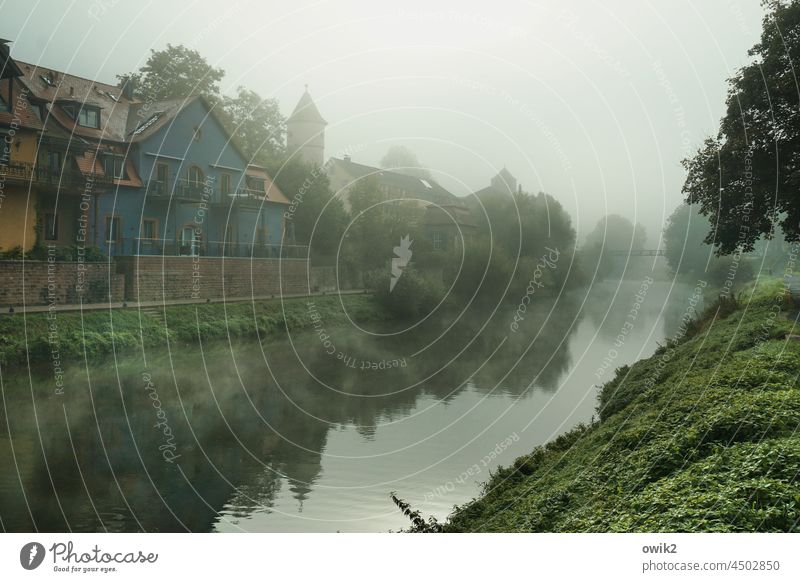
<box><xmin>490</xmin><ymin>167</ymin><xmax>517</xmax><ymax>195</ymax></box>
<box><xmin>286</xmin><ymin>86</ymin><xmax>327</xmax><ymax>166</ymax></box>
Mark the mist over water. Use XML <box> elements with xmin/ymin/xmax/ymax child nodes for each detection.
<box><xmin>0</xmin><ymin>280</ymin><xmax>698</xmax><ymax>532</ymax></box>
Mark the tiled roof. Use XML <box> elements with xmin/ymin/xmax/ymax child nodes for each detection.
<box><xmin>423</xmin><ymin>204</ymin><xmax>477</xmax><ymax>228</ymax></box>
<box><xmin>329</xmin><ymin>157</ymin><xmax>459</xmax><ymax>206</ymax></box>
<box><xmin>15</xmin><ymin>60</ymin><xmax>136</xmax><ymax>143</ymax></box>
<box><xmin>246</xmin><ymin>164</ymin><xmax>290</xmax><ymax>205</ymax></box>
<box><xmin>0</xmin><ymin>78</ymin><xmax>43</xmax><ymax>130</ymax></box>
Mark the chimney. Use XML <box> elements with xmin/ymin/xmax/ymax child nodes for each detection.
<box><xmin>343</xmin><ymin>155</ymin><xmax>351</xmax><ymax>162</ymax></box>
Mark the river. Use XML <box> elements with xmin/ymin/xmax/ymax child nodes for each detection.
<box><xmin>0</xmin><ymin>280</ymin><xmax>701</xmax><ymax>532</ymax></box>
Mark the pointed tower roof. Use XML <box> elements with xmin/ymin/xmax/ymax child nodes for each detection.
<box><xmin>287</xmin><ymin>86</ymin><xmax>326</xmax><ymax>125</ymax></box>
<box><xmin>490</xmin><ymin>166</ymin><xmax>517</xmax><ymax>193</ymax></box>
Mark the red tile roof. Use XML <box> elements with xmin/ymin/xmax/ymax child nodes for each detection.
<box><xmin>246</xmin><ymin>165</ymin><xmax>290</xmax><ymax>204</ymax></box>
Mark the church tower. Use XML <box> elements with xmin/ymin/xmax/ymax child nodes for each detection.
<box><xmin>286</xmin><ymin>86</ymin><xmax>327</xmax><ymax>166</ymax></box>
<box><xmin>490</xmin><ymin>167</ymin><xmax>517</xmax><ymax>194</ymax></box>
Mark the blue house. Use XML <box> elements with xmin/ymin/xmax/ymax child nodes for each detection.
<box><xmin>96</xmin><ymin>96</ymin><xmax>293</xmax><ymax>257</ymax></box>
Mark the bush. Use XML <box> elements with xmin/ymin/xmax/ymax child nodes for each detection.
<box><xmin>0</xmin><ymin>244</ymin><xmax>107</xmax><ymax>262</ymax></box>
<box><xmin>368</xmin><ymin>266</ymin><xmax>445</xmax><ymax>319</ymax></box>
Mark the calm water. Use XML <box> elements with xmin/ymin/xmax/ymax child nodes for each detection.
<box><xmin>0</xmin><ymin>280</ymin><xmax>699</xmax><ymax>532</ymax></box>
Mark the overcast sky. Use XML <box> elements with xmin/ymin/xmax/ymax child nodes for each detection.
<box><xmin>2</xmin><ymin>0</ymin><xmax>766</xmax><ymax>242</ymax></box>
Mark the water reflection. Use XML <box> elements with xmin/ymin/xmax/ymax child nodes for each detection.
<box><xmin>0</xmin><ymin>281</ymin><xmax>694</xmax><ymax>532</ymax></box>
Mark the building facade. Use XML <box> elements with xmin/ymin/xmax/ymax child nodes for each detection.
<box><xmin>0</xmin><ymin>47</ymin><xmax>297</xmax><ymax>260</ymax></box>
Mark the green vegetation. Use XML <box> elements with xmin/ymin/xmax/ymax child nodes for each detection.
<box><xmin>0</xmin><ymin>244</ymin><xmax>107</xmax><ymax>262</ymax></box>
<box><xmin>0</xmin><ymin>294</ymin><xmax>385</xmax><ymax>370</ymax></box>
<box><xmin>682</xmin><ymin>0</ymin><xmax>800</xmax><ymax>253</ymax></box>
<box><xmin>443</xmin><ymin>278</ymin><xmax>800</xmax><ymax>532</ymax></box>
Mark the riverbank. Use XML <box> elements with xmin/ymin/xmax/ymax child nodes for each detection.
<box><xmin>0</xmin><ymin>293</ymin><xmax>387</xmax><ymax>370</ymax></box>
<box><xmin>444</xmin><ymin>277</ymin><xmax>800</xmax><ymax>532</ymax></box>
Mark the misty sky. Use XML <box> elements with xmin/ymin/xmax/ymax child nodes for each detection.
<box><xmin>2</xmin><ymin>0</ymin><xmax>765</xmax><ymax>243</ymax></box>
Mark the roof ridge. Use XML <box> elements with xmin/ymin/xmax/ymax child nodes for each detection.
<box><xmin>15</xmin><ymin>59</ymin><xmax>124</xmax><ymax>94</ymax></box>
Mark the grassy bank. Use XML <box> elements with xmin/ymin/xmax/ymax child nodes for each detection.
<box><xmin>444</xmin><ymin>278</ymin><xmax>800</xmax><ymax>532</ymax></box>
<box><xmin>0</xmin><ymin>294</ymin><xmax>386</xmax><ymax>370</ymax></box>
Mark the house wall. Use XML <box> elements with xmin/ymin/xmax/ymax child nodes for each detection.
<box><xmin>287</xmin><ymin>119</ymin><xmax>324</xmax><ymax>166</ymax></box>
<box><xmin>0</xmin><ymin>127</ymin><xmax>41</xmax><ymax>251</ymax></box>
<box><xmin>115</xmin><ymin>256</ymin><xmax>310</xmax><ymax>302</ymax></box>
<box><xmin>327</xmin><ymin>162</ymin><xmax>355</xmax><ymax>212</ymax></box>
<box><xmin>0</xmin><ymin>187</ymin><xmax>37</xmax><ymax>251</ymax></box>
<box><xmin>94</xmin><ymin>99</ymin><xmax>261</xmax><ymax>254</ymax></box>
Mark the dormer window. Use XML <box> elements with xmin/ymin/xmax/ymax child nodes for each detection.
<box><xmin>62</xmin><ymin>103</ymin><xmax>100</xmax><ymax>128</ymax></box>
<box><xmin>246</xmin><ymin>177</ymin><xmax>265</xmax><ymax>193</ymax></box>
<box><xmin>102</xmin><ymin>155</ymin><xmax>127</xmax><ymax>180</ymax></box>
<box><xmin>77</xmin><ymin>106</ymin><xmax>100</xmax><ymax>128</ymax></box>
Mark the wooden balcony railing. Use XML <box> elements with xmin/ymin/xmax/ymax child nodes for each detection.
<box><xmin>0</xmin><ymin>161</ymin><xmax>114</xmax><ymax>189</ymax></box>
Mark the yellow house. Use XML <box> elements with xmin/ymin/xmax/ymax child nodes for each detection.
<box><xmin>0</xmin><ymin>40</ymin><xmax>41</xmax><ymax>252</ymax></box>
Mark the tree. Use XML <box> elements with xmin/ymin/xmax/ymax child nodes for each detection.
<box><xmin>475</xmin><ymin>190</ymin><xmax>575</xmax><ymax>259</ymax></box>
<box><xmin>118</xmin><ymin>44</ymin><xmax>225</xmax><ymax>102</ymax></box>
<box><xmin>663</xmin><ymin>204</ymin><xmax>715</xmax><ymax>274</ymax></box>
<box><xmin>267</xmin><ymin>158</ymin><xmax>346</xmax><ymax>262</ymax></box>
<box><xmin>344</xmin><ymin>176</ymin><xmax>408</xmax><ymax>272</ymax></box>
<box><xmin>682</xmin><ymin>0</ymin><xmax>800</xmax><ymax>254</ymax></box>
<box><xmin>380</xmin><ymin>145</ymin><xmax>431</xmax><ymax>179</ymax></box>
<box><xmin>583</xmin><ymin>214</ymin><xmax>647</xmax><ymax>279</ymax></box>
<box><xmin>222</xmin><ymin>87</ymin><xmax>286</xmax><ymax>163</ymax></box>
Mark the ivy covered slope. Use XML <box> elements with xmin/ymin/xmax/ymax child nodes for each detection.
<box><xmin>0</xmin><ymin>294</ymin><xmax>385</xmax><ymax>369</ymax></box>
<box><xmin>446</xmin><ymin>279</ymin><xmax>800</xmax><ymax>532</ymax></box>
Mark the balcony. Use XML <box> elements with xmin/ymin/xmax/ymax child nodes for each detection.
<box><xmin>226</xmin><ymin>186</ymin><xmax>268</xmax><ymax>205</ymax></box>
<box><xmin>107</xmin><ymin>237</ymin><xmax>309</xmax><ymax>259</ymax></box>
<box><xmin>0</xmin><ymin>161</ymin><xmax>114</xmax><ymax>190</ymax></box>
<box><xmin>144</xmin><ymin>179</ymin><xmax>215</xmax><ymax>202</ymax></box>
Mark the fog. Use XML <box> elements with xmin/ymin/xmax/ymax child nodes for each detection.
<box><xmin>4</xmin><ymin>0</ymin><xmax>764</xmax><ymax>240</ymax></box>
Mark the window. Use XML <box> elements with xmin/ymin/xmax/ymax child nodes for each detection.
<box><xmin>220</xmin><ymin>173</ymin><xmax>231</xmax><ymax>195</ymax></box>
<box><xmin>105</xmin><ymin>216</ymin><xmax>121</xmax><ymax>244</ymax></box>
<box><xmin>103</xmin><ymin>156</ymin><xmax>126</xmax><ymax>180</ymax></box>
<box><xmin>180</xmin><ymin>226</ymin><xmax>201</xmax><ymax>256</ymax></box>
<box><xmin>141</xmin><ymin>219</ymin><xmax>157</xmax><ymax>240</ymax></box>
<box><xmin>187</xmin><ymin>166</ymin><xmax>203</xmax><ymax>186</ymax></box>
<box><xmin>155</xmin><ymin>163</ymin><xmax>169</xmax><ymax>194</ymax></box>
<box><xmin>0</xmin><ymin>93</ymin><xmax>8</xmax><ymax>112</ymax></box>
<box><xmin>46</xmin><ymin>151</ymin><xmax>61</xmax><ymax>171</ymax></box>
<box><xmin>246</xmin><ymin>177</ymin><xmax>264</xmax><ymax>194</ymax></box>
<box><xmin>62</xmin><ymin>104</ymin><xmax>76</xmax><ymax>118</ymax></box>
<box><xmin>43</xmin><ymin>213</ymin><xmax>59</xmax><ymax>241</ymax></box>
<box><xmin>77</xmin><ymin>106</ymin><xmax>100</xmax><ymax>128</ymax></box>
<box><xmin>432</xmin><ymin>231</ymin><xmax>443</xmax><ymax>251</ymax></box>
<box><xmin>192</xmin><ymin>126</ymin><xmax>202</xmax><ymax>141</ymax></box>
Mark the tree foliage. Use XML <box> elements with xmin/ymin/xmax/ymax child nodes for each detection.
<box><xmin>379</xmin><ymin>145</ymin><xmax>431</xmax><ymax>179</ymax></box>
<box><xmin>583</xmin><ymin>214</ymin><xmax>647</xmax><ymax>279</ymax></box>
<box><xmin>663</xmin><ymin>204</ymin><xmax>715</xmax><ymax>274</ymax></box>
<box><xmin>682</xmin><ymin>0</ymin><xmax>800</xmax><ymax>254</ymax></box>
<box><xmin>222</xmin><ymin>87</ymin><xmax>286</xmax><ymax>163</ymax></box>
<box><xmin>267</xmin><ymin>158</ymin><xmax>346</xmax><ymax>261</ymax></box>
<box><xmin>118</xmin><ymin>44</ymin><xmax>225</xmax><ymax>103</ymax></box>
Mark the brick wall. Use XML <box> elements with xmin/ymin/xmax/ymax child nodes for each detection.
<box><xmin>115</xmin><ymin>256</ymin><xmax>310</xmax><ymax>302</ymax></box>
<box><xmin>0</xmin><ymin>260</ymin><xmax>125</xmax><ymax>306</ymax></box>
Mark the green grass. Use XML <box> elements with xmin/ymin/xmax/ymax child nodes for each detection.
<box><xmin>444</xmin><ymin>278</ymin><xmax>800</xmax><ymax>532</ymax></box>
<box><xmin>0</xmin><ymin>294</ymin><xmax>386</xmax><ymax>370</ymax></box>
